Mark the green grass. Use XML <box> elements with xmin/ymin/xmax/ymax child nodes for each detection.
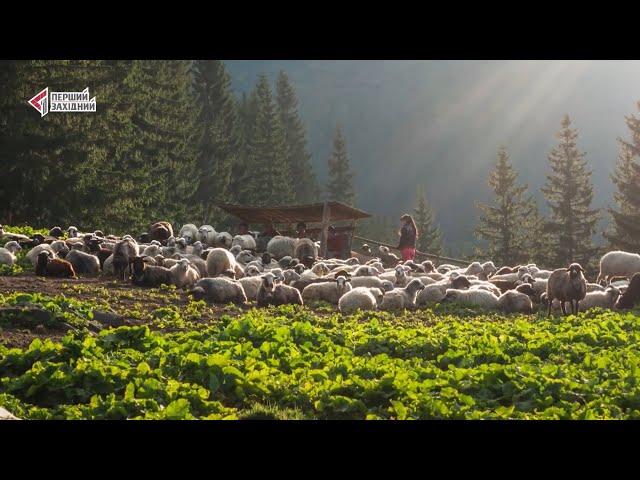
<box><xmin>1</xmin><ymin>294</ymin><xmax>640</xmax><ymax>419</ymax></box>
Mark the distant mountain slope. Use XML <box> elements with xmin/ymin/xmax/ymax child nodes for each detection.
<box><xmin>225</xmin><ymin>60</ymin><xmax>640</xmax><ymax>254</ymax></box>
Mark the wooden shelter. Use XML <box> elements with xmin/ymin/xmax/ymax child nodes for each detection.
<box><xmin>217</xmin><ymin>201</ymin><xmax>371</xmax><ymax>258</ymax></box>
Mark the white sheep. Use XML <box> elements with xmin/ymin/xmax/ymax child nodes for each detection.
<box><xmin>0</xmin><ymin>241</ymin><xmax>22</xmax><ymax>266</ymax></box>
<box><xmin>26</xmin><ymin>244</ymin><xmax>56</xmax><ymax>265</ymax></box>
<box><xmin>65</xmin><ymin>250</ymin><xmax>100</xmax><ymax>275</ymax></box>
<box><xmin>239</xmin><ymin>276</ymin><xmax>264</xmax><ymax>301</ymax></box>
<box><xmin>302</xmin><ymin>276</ymin><xmax>353</xmax><ymax>305</ymax></box>
<box><xmin>497</xmin><ymin>290</ymin><xmax>533</xmax><ymax>314</ymax></box>
<box><xmin>179</xmin><ymin>224</ymin><xmax>199</xmax><ymax>244</ymax></box>
<box><xmin>415</xmin><ymin>284</ymin><xmax>448</xmax><ymax>306</ymax></box>
<box><xmin>191</xmin><ymin>277</ymin><xmax>247</xmax><ymax>304</ymax></box>
<box><xmin>232</xmin><ymin>234</ymin><xmax>257</xmax><ymax>251</ymax></box>
<box><xmin>197</xmin><ymin>225</ymin><xmax>217</xmax><ymax>247</ymax></box>
<box><xmin>380</xmin><ymin>279</ymin><xmax>426</xmax><ymax>311</ymax></box>
<box><xmin>578</xmin><ymin>286</ymin><xmax>621</xmax><ymax>311</ymax></box>
<box><xmin>170</xmin><ymin>258</ymin><xmax>200</xmax><ymax>289</ymax></box>
<box><xmin>213</xmin><ymin>232</ymin><xmax>233</xmax><ymax>249</ymax></box>
<box><xmin>266</xmin><ymin>236</ymin><xmax>297</xmax><ymax>260</ymax></box>
<box><xmin>206</xmin><ymin>248</ymin><xmax>240</xmax><ymax>277</ymax></box>
<box><xmin>597</xmin><ymin>251</ymin><xmax>640</xmax><ymax>285</ymax></box>
<box><xmin>350</xmin><ymin>275</ymin><xmax>394</xmax><ymax>291</ymax></box>
<box><xmin>442</xmin><ymin>288</ymin><xmax>499</xmax><ymax>309</ymax></box>
<box><xmin>338</xmin><ymin>287</ymin><xmax>384</xmax><ymax>314</ymax></box>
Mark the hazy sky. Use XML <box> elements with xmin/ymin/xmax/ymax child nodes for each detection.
<box><xmin>225</xmin><ymin>60</ymin><xmax>640</xmax><ymax>252</ymax></box>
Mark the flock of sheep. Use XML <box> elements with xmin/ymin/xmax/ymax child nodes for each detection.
<box><xmin>1</xmin><ymin>222</ymin><xmax>640</xmax><ymax>316</ymax></box>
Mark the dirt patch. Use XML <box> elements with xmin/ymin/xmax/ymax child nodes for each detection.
<box><xmin>0</xmin><ymin>273</ymin><xmax>254</xmax><ymax>348</ymax></box>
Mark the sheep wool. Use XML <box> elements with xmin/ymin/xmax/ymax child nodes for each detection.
<box><xmin>338</xmin><ymin>287</ymin><xmax>384</xmax><ymax>315</ymax></box>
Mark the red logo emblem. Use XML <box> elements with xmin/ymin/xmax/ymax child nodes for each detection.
<box><xmin>28</xmin><ymin>88</ymin><xmax>49</xmax><ymax>117</ymax></box>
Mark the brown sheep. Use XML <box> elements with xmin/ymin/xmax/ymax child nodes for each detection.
<box><xmin>494</xmin><ymin>266</ymin><xmax>515</xmax><ymax>276</ymax></box>
<box><xmin>614</xmin><ymin>272</ymin><xmax>640</xmax><ymax>310</ymax></box>
<box><xmin>131</xmin><ymin>256</ymin><xmax>173</xmax><ymax>287</ymax></box>
<box><xmin>545</xmin><ymin>263</ymin><xmax>587</xmax><ymax>316</ymax></box>
<box><xmin>149</xmin><ymin>221</ymin><xmax>174</xmax><ymax>243</ymax></box>
<box><xmin>35</xmin><ymin>251</ymin><xmax>77</xmax><ymax>279</ymax></box>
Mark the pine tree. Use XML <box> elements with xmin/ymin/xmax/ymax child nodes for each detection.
<box><xmin>541</xmin><ymin>115</ymin><xmax>600</xmax><ymax>267</ymax></box>
<box><xmin>245</xmin><ymin>74</ymin><xmax>293</xmax><ymax>206</ymax></box>
<box><xmin>525</xmin><ymin>201</ymin><xmax>552</xmax><ymax>268</ymax></box>
<box><xmin>413</xmin><ymin>187</ymin><xmax>443</xmax><ymax>255</ymax></box>
<box><xmin>276</xmin><ymin>70</ymin><xmax>320</xmax><ymax>203</ymax></box>
<box><xmin>229</xmin><ymin>90</ymin><xmax>258</xmax><ymax>205</ymax></box>
<box><xmin>475</xmin><ymin>147</ymin><xmax>532</xmax><ymax>266</ymax></box>
<box><xmin>191</xmin><ymin>60</ymin><xmax>241</xmax><ymax>224</ymax></box>
<box><xmin>326</xmin><ymin>125</ymin><xmax>355</xmax><ymax>204</ymax></box>
<box><xmin>605</xmin><ymin>102</ymin><xmax>640</xmax><ymax>251</ymax></box>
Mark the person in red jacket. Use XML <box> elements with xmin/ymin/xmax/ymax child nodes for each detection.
<box><xmin>397</xmin><ymin>214</ymin><xmax>418</xmax><ymax>261</ymax></box>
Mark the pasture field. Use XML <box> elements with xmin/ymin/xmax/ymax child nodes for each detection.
<box><xmin>1</xmin><ymin>274</ymin><xmax>640</xmax><ymax>419</ymax></box>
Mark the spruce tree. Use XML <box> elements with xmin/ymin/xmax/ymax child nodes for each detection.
<box><xmin>229</xmin><ymin>90</ymin><xmax>258</xmax><ymax>205</ymax></box>
<box><xmin>191</xmin><ymin>60</ymin><xmax>241</xmax><ymax>224</ymax></box>
<box><xmin>246</xmin><ymin>74</ymin><xmax>292</xmax><ymax>206</ymax></box>
<box><xmin>605</xmin><ymin>102</ymin><xmax>640</xmax><ymax>251</ymax></box>
<box><xmin>541</xmin><ymin>115</ymin><xmax>600</xmax><ymax>267</ymax></box>
<box><xmin>276</xmin><ymin>70</ymin><xmax>320</xmax><ymax>203</ymax></box>
<box><xmin>413</xmin><ymin>187</ymin><xmax>443</xmax><ymax>255</ymax></box>
<box><xmin>475</xmin><ymin>147</ymin><xmax>532</xmax><ymax>266</ymax></box>
<box><xmin>326</xmin><ymin>125</ymin><xmax>355</xmax><ymax>204</ymax></box>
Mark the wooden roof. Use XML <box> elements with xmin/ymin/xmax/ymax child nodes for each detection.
<box><xmin>217</xmin><ymin>201</ymin><xmax>371</xmax><ymax>224</ymax></box>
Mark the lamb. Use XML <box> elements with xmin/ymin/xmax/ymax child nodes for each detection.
<box><xmin>442</xmin><ymin>288</ymin><xmax>499</xmax><ymax>309</ymax></box>
<box><xmin>256</xmin><ymin>273</ymin><xmax>303</xmax><ymax>307</ymax></box>
<box><xmin>545</xmin><ymin>263</ymin><xmax>587</xmax><ymax>316</ymax></box>
<box><xmin>302</xmin><ymin>275</ymin><xmax>353</xmax><ymax>305</ymax></box>
<box><xmin>170</xmin><ymin>258</ymin><xmax>200</xmax><ymax>289</ymax></box>
<box><xmin>482</xmin><ymin>261</ymin><xmax>498</xmax><ymax>279</ymax></box>
<box><xmin>65</xmin><ymin>249</ymin><xmax>100</xmax><ymax>275</ymax></box>
<box><xmin>614</xmin><ymin>273</ymin><xmax>640</xmax><ymax>310</ymax></box>
<box><xmin>266</xmin><ymin>236</ymin><xmax>297</xmax><ymax>260</ymax></box>
<box><xmin>131</xmin><ymin>256</ymin><xmax>173</xmax><ymax>287</ymax></box>
<box><xmin>178</xmin><ymin>224</ymin><xmax>199</xmax><ymax>244</ymax></box>
<box><xmin>379</xmin><ymin>279</ymin><xmax>426</xmax><ymax>311</ymax></box>
<box><xmin>229</xmin><ymin>245</ymin><xmax>243</xmax><ymax>256</ymax></box>
<box><xmin>0</xmin><ymin>241</ymin><xmax>21</xmax><ymax>266</ymax></box>
<box><xmin>578</xmin><ymin>286</ymin><xmax>621</xmax><ymax>311</ymax></box>
<box><xmin>232</xmin><ymin>234</ymin><xmax>257</xmax><ymax>251</ymax></box>
<box><xmin>378</xmin><ymin>245</ymin><xmax>400</xmax><ymax>268</ymax></box>
<box><xmin>35</xmin><ymin>251</ymin><xmax>77</xmax><ymax>279</ymax></box>
<box><xmin>191</xmin><ymin>277</ymin><xmax>247</xmax><ymax>305</ymax></box>
<box><xmin>206</xmin><ymin>248</ymin><xmax>242</xmax><ymax>278</ymax></box>
<box><xmin>112</xmin><ymin>238</ymin><xmax>139</xmax><ymax>281</ymax></box>
<box><xmin>142</xmin><ymin>243</ymin><xmax>163</xmax><ymax>258</ymax></box>
<box><xmin>393</xmin><ymin>265</ymin><xmax>411</xmax><ymax>287</ymax></box>
<box><xmin>197</xmin><ymin>225</ymin><xmax>217</xmax><ymax>246</ymax></box>
<box><xmin>497</xmin><ymin>290</ymin><xmax>533</xmax><ymax>314</ymax></box>
<box><xmin>597</xmin><ymin>251</ymin><xmax>640</xmax><ymax>285</ymax></box>
<box><xmin>338</xmin><ymin>287</ymin><xmax>385</xmax><ymax>314</ymax></box>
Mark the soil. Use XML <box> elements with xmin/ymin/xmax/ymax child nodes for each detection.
<box><xmin>0</xmin><ymin>273</ymin><xmax>253</xmax><ymax>349</ymax></box>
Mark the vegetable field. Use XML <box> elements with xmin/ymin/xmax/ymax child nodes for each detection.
<box><xmin>1</xmin><ymin>288</ymin><xmax>640</xmax><ymax>419</ymax></box>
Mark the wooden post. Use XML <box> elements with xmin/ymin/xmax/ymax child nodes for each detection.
<box><xmin>319</xmin><ymin>201</ymin><xmax>331</xmax><ymax>258</ymax></box>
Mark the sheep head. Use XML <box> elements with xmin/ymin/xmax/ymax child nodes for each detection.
<box><xmin>568</xmin><ymin>263</ymin><xmax>584</xmax><ymax>279</ymax></box>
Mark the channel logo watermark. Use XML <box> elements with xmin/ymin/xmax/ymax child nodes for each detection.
<box><xmin>28</xmin><ymin>87</ymin><xmax>96</xmax><ymax>117</ymax></box>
